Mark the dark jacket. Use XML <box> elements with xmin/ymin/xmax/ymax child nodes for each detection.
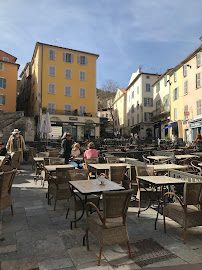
<box><xmin>60</xmin><ymin>138</ymin><xmax>72</xmax><ymax>159</ymax></box>
<box><xmin>0</xmin><ymin>147</ymin><xmax>7</xmax><ymax>156</ymax></box>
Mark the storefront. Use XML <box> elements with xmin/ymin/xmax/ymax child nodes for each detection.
<box><xmin>189</xmin><ymin>115</ymin><xmax>202</xmax><ymax>142</ymax></box>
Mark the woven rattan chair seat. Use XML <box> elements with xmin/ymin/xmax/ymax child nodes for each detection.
<box><xmin>87</xmin><ymin>214</ymin><xmax>123</xmax><ymax>228</ymax></box>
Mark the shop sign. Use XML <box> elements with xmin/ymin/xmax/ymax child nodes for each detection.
<box><xmin>189</xmin><ymin>121</ymin><xmax>202</xmax><ymax>128</ymax></box>
<box><xmin>69</xmin><ymin>117</ymin><xmax>78</xmax><ymax>121</ymax></box>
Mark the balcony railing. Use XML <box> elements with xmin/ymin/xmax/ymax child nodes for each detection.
<box><xmin>45</xmin><ymin>108</ymin><xmax>97</xmax><ymax>117</ymax></box>
<box><xmin>151</xmin><ymin>105</ymin><xmax>170</xmax><ymax>118</ymax></box>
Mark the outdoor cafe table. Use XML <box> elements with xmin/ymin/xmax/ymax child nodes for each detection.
<box><xmin>175</xmin><ymin>154</ymin><xmax>197</xmax><ymax>159</ymax></box>
<box><xmin>88</xmin><ymin>163</ymin><xmax>131</xmax><ymax>176</ymax></box>
<box><xmin>147</xmin><ymin>164</ymin><xmax>189</xmax><ymax>171</ymax></box>
<box><xmin>191</xmin><ymin>152</ymin><xmax>202</xmax><ymax>156</ymax></box>
<box><xmin>44</xmin><ymin>164</ymin><xmax>74</xmax><ymax>173</ymax></box>
<box><xmin>147</xmin><ymin>156</ymin><xmax>172</xmax><ymax>161</ymax></box>
<box><xmin>136</xmin><ymin>175</ymin><xmax>185</xmax><ymax>229</ymax></box>
<box><xmin>69</xmin><ymin>179</ymin><xmax>124</xmax><ymax>229</ymax></box>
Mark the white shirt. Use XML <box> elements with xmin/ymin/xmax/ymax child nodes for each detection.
<box><xmin>71</xmin><ymin>149</ymin><xmax>80</xmax><ymax>157</ymax></box>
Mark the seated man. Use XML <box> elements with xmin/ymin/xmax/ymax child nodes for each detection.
<box><xmin>0</xmin><ymin>142</ymin><xmax>7</xmax><ymax>156</ymax></box>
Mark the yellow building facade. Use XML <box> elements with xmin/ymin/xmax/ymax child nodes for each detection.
<box><xmin>113</xmin><ymin>88</ymin><xmax>127</xmax><ymax>135</ymax></box>
<box><xmin>24</xmin><ymin>42</ymin><xmax>99</xmax><ymax>140</ymax></box>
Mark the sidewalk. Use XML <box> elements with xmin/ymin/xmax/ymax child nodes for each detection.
<box><xmin>1</xmin><ymin>165</ymin><xmax>202</xmax><ymax>270</ymax></box>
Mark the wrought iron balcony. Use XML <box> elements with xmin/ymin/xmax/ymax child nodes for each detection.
<box><xmin>151</xmin><ymin>105</ymin><xmax>170</xmax><ymax>119</ymax></box>
<box><xmin>45</xmin><ymin>108</ymin><xmax>97</xmax><ymax>117</ymax></box>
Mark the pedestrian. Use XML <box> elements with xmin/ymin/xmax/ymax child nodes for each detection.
<box><xmin>60</xmin><ymin>132</ymin><xmax>72</xmax><ymax>164</ymax></box>
<box><xmin>6</xmin><ymin>129</ymin><xmax>26</xmax><ymax>162</ymax></box>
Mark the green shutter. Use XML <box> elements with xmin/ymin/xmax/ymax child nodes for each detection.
<box><xmin>2</xmin><ymin>95</ymin><xmax>5</xmax><ymax>105</ymax></box>
<box><xmin>3</xmin><ymin>78</ymin><xmax>6</xmax><ymax>89</ymax></box>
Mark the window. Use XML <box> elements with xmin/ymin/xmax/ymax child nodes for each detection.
<box><xmin>184</xmin><ymin>105</ymin><xmax>188</xmax><ymax>120</ymax></box>
<box><xmin>78</xmin><ymin>55</ymin><xmax>88</xmax><ymax>65</ymax></box>
<box><xmin>144</xmin><ymin>112</ymin><xmax>151</xmax><ymax>122</ymax></box>
<box><xmin>137</xmin><ymin>101</ymin><xmax>139</xmax><ymax>109</ymax></box>
<box><xmin>137</xmin><ymin>86</ymin><xmax>139</xmax><ymax>94</ymax></box>
<box><xmin>197</xmin><ymin>100</ymin><xmax>201</xmax><ymax>115</ymax></box>
<box><xmin>64</xmin><ymin>86</ymin><xmax>71</xmax><ymax>96</ymax></box>
<box><xmin>184</xmin><ymin>81</ymin><xmax>188</xmax><ymax>95</ymax></box>
<box><xmin>131</xmin><ymin>104</ymin><xmax>134</xmax><ymax>113</ymax></box>
<box><xmin>80</xmin><ymin>71</ymin><xmax>86</xmax><ymax>81</ymax></box>
<box><xmin>0</xmin><ymin>95</ymin><xmax>5</xmax><ymax>105</ymax></box>
<box><xmin>196</xmin><ymin>52</ymin><xmax>201</xmax><ymax>67</ymax></box>
<box><xmin>47</xmin><ymin>102</ymin><xmax>56</xmax><ymax>114</ymax></box>
<box><xmin>80</xmin><ymin>87</ymin><xmax>86</xmax><ymax>98</ymax></box>
<box><xmin>196</xmin><ymin>73</ymin><xmax>201</xmax><ymax>88</ymax></box>
<box><xmin>48</xmin><ymin>66</ymin><xmax>56</xmax><ymax>76</ymax></box>
<box><xmin>132</xmin><ymin>91</ymin><xmax>134</xmax><ymax>98</ymax></box>
<box><xmin>156</xmin><ymin>99</ymin><xmax>161</xmax><ymax>113</ymax></box>
<box><xmin>174</xmin><ymin>107</ymin><xmax>178</xmax><ymax>121</ymax></box>
<box><xmin>3</xmin><ymin>57</ymin><xmax>8</xmax><ymax>62</ymax></box>
<box><xmin>173</xmin><ymin>87</ymin><xmax>179</xmax><ymax>101</ymax></box>
<box><xmin>146</xmin><ymin>84</ymin><xmax>150</xmax><ymax>92</ymax></box>
<box><xmin>137</xmin><ymin>114</ymin><xmax>139</xmax><ymax>123</ymax></box>
<box><xmin>65</xmin><ymin>68</ymin><xmax>72</xmax><ymax>79</ymax></box>
<box><xmin>163</xmin><ymin>94</ymin><xmax>170</xmax><ymax>111</ymax></box>
<box><xmin>146</xmin><ymin>76</ymin><xmax>150</xmax><ymax>79</ymax></box>
<box><xmin>63</xmin><ymin>52</ymin><xmax>74</xmax><ymax>63</ymax></box>
<box><xmin>183</xmin><ymin>64</ymin><xmax>187</xmax><ymax>77</ymax></box>
<box><xmin>0</xmin><ymin>63</ymin><xmax>4</xmax><ymax>71</ymax></box>
<box><xmin>144</xmin><ymin>98</ymin><xmax>153</xmax><ymax>107</ymax></box>
<box><xmin>0</xmin><ymin>78</ymin><xmax>6</xmax><ymax>89</ymax></box>
<box><xmin>174</xmin><ymin>72</ymin><xmax>177</xmax><ymax>82</ymax></box>
<box><xmin>64</xmin><ymin>104</ymin><xmax>72</xmax><ymax>115</ymax></box>
<box><xmin>49</xmin><ymin>49</ymin><xmax>56</xmax><ymax>60</ymax></box>
<box><xmin>48</xmin><ymin>83</ymin><xmax>55</xmax><ymax>94</ymax></box>
<box><xmin>79</xmin><ymin>105</ymin><xmax>86</xmax><ymax>116</ymax></box>
<box><xmin>156</xmin><ymin>82</ymin><xmax>160</xmax><ymax>92</ymax></box>
<box><xmin>164</xmin><ymin>75</ymin><xmax>167</xmax><ymax>86</ymax></box>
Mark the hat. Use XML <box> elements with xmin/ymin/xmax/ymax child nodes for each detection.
<box><xmin>12</xmin><ymin>129</ymin><xmax>21</xmax><ymax>135</ymax></box>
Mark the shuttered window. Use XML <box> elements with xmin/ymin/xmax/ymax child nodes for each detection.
<box><xmin>77</xmin><ymin>55</ymin><xmax>88</xmax><ymax>65</ymax></box>
<box><xmin>184</xmin><ymin>81</ymin><xmax>188</xmax><ymax>95</ymax></box>
<box><xmin>79</xmin><ymin>71</ymin><xmax>86</xmax><ymax>81</ymax></box>
<box><xmin>79</xmin><ymin>105</ymin><xmax>86</xmax><ymax>116</ymax></box>
<box><xmin>196</xmin><ymin>52</ymin><xmax>201</xmax><ymax>67</ymax></box>
<box><xmin>164</xmin><ymin>75</ymin><xmax>167</xmax><ymax>86</ymax></box>
<box><xmin>196</xmin><ymin>73</ymin><xmax>201</xmax><ymax>88</ymax></box>
<box><xmin>144</xmin><ymin>98</ymin><xmax>153</xmax><ymax>107</ymax></box>
<box><xmin>0</xmin><ymin>95</ymin><xmax>6</xmax><ymax>105</ymax></box>
<box><xmin>64</xmin><ymin>104</ymin><xmax>72</xmax><ymax>115</ymax></box>
<box><xmin>183</xmin><ymin>64</ymin><xmax>187</xmax><ymax>77</ymax></box>
<box><xmin>173</xmin><ymin>87</ymin><xmax>179</xmax><ymax>101</ymax></box>
<box><xmin>0</xmin><ymin>63</ymin><xmax>4</xmax><ymax>71</ymax></box>
<box><xmin>0</xmin><ymin>78</ymin><xmax>6</xmax><ymax>89</ymax></box>
<box><xmin>197</xmin><ymin>100</ymin><xmax>201</xmax><ymax>115</ymax></box>
<box><xmin>63</xmin><ymin>53</ymin><xmax>74</xmax><ymax>63</ymax></box>
<box><xmin>174</xmin><ymin>107</ymin><xmax>178</xmax><ymax>121</ymax></box>
<box><xmin>64</xmin><ymin>86</ymin><xmax>71</xmax><ymax>96</ymax></box>
<box><xmin>48</xmin><ymin>66</ymin><xmax>56</xmax><ymax>76</ymax></box>
<box><xmin>156</xmin><ymin>82</ymin><xmax>160</xmax><ymax>92</ymax></box>
<box><xmin>146</xmin><ymin>84</ymin><xmax>150</xmax><ymax>92</ymax></box>
<box><xmin>65</xmin><ymin>69</ymin><xmax>72</xmax><ymax>79</ymax></box>
<box><xmin>163</xmin><ymin>94</ymin><xmax>169</xmax><ymax>111</ymax></box>
<box><xmin>174</xmin><ymin>72</ymin><xmax>177</xmax><ymax>82</ymax></box>
<box><xmin>47</xmin><ymin>103</ymin><xmax>56</xmax><ymax>114</ymax></box>
<box><xmin>49</xmin><ymin>49</ymin><xmax>56</xmax><ymax>60</ymax></box>
<box><xmin>48</xmin><ymin>83</ymin><xmax>55</xmax><ymax>94</ymax></box>
<box><xmin>79</xmin><ymin>88</ymin><xmax>86</xmax><ymax>98</ymax></box>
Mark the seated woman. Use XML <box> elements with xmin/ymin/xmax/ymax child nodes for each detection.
<box><xmin>83</xmin><ymin>142</ymin><xmax>98</xmax><ymax>159</ymax></box>
<box><xmin>69</xmin><ymin>143</ymin><xmax>83</xmax><ymax>169</ymax></box>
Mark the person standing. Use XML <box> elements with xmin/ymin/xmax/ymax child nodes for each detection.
<box><xmin>6</xmin><ymin>129</ymin><xmax>26</xmax><ymax>162</ymax></box>
<box><xmin>60</xmin><ymin>132</ymin><xmax>72</xmax><ymax>164</ymax></box>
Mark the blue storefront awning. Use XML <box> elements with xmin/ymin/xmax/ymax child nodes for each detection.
<box><xmin>163</xmin><ymin>121</ymin><xmax>178</xmax><ymax>130</ymax></box>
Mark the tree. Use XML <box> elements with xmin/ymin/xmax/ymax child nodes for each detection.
<box><xmin>81</xmin><ymin>120</ymin><xmax>95</xmax><ymax>141</ymax></box>
<box><xmin>101</xmin><ymin>79</ymin><xmax>119</xmax><ymax>93</ymax></box>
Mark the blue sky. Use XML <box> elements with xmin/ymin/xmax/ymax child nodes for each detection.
<box><xmin>1</xmin><ymin>0</ymin><xmax>202</xmax><ymax>89</ymax></box>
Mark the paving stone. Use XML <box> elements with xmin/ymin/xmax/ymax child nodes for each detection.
<box><xmin>1</xmin><ymin>257</ymin><xmax>38</xmax><ymax>270</ymax></box>
<box><xmin>38</xmin><ymin>257</ymin><xmax>74</xmax><ymax>270</ymax></box>
<box><xmin>76</xmin><ymin>260</ymin><xmax>114</xmax><ymax>270</ymax></box>
<box><xmin>144</xmin><ymin>257</ymin><xmax>188</xmax><ymax>268</ymax></box>
<box><xmin>2</xmin><ymin>214</ymin><xmax>28</xmax><ymax>234</ymax></box>
<box><xmin>16</xmin><ymin>241</ymin><xmax>34</xmax><ymax>258</ymax></box>
<box><xmin>25</xmin><ymin>206</ymin><xmax>47</xmax><ymax>216</ymax></box>
<box><xmin>0</xmin><ymin>232</ymin><xmax>16</xmax><ymax>247</ymax></box>
<box><xmin>68</xmin><ymin>246</ymin><xmax>98</xmax><ymax>266</ymax></box>
<box><xmin>30</xmin><ymin>228</ymin><xmax>59</xmax><ymax>242</ymax></box>
<box><xmin>16</xmin><ymin>230</ymin><xmax>31</xmax><ymax>244</ymax></box>
<box><xmin>0</xmin><ymin>244</ymin><xmax>16</xmax><ymax>253</ymax></box>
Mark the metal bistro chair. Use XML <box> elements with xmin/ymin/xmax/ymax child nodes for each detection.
<box><xmin>105</xmin><ymin>157</ymin><xmax>119</xmax><ymax>163</ymax></box>
<box><xmin>10</xmin><ymin>151</ymin><xmax>21</xmax><ymax>169</ymax></box>
<box><xmin>0</xmin><ymin>170</ymin><xmax>17</xmax><ymax>214</ymax></box>
<box><xmin>103</xmin><ymin>165</ymin><xmax>130</xmax><ymax>189</ymax></box>
<box><xmin>191</xmin><ymin>160</ymin><xmax>202</xmax><ymax>175</ymax></box>
<box><xmin>84</xmin><ymin>158</ymin><xmax>99</xmax><ymax>176</ymax></box>
<box><xmin>143</xmin><ymin>155</ymin><xmax>151</xmax><ymax>165</ymax></box>
<box><xmin>66</xmin><ymin>169</ymin><xmax>99</xmax><ymax>228</ymax></box>
<box><xmin>85</xmin><ymin>189</ymin><xmax>133</xmax><ymax>266</ymax></box>
<box><xmin>163</xmin><ymin>182</ymin><xmax>202</xmax><ymax>243</ymax></box>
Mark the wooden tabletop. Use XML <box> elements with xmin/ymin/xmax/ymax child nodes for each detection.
<box><xmin>44</xmin><ymin>164</ymin><xmax>75</xmax><ymax>171</ymax></box>
<box><xmin>69</xmin><ymin>179</ymin><xmax>124</xmax><ymax>194</ymax></box>
<box><xmin>136</xmin><ymin>175</ymin><xmax>185</xmax><ymax>185</ymax></box>
<box><xmin>175</xmin><ymin>154</ymin><xmax>197</xmax><ymax>159</ymax></box>
<box><xmin>147</xmin><ymin>164</ymin><xmax>189</xmax><ymax>171</ymax></box>
<box><xmin>147</xmin><ymin>156</ymin><xmax>172</xmax><ymax>161</ymax></box>
<box><xmin>191</xmin><ymin>152</ymin><xmax>202</xmax><ymax>156</ymax></box>
<box><xmin>198</xmin><ymin>163</ymin><xmax>202</xmax><ymax>166</ymax></box>
<box><xmin>33</xmin><ymin>157</ymin><xmax>44</xmax><ymax>162</ymax></box>
<box><xmin>88</xmin><ymin>163</ymin><xmax>131</xmax><ymax>170</ymax></box>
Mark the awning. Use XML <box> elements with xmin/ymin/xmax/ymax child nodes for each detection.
<box><xmin>163</xmin><ymin>121</ymin><xmax>178</xmax><ymax>130</ymax></box>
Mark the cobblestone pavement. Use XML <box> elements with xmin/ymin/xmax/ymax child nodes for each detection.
<box><xmin>1</xmin><ymin>165</ymin><xmax>202</xmax><ymax>270</ymax></box>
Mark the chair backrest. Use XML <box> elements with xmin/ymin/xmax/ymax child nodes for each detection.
<box><xmin>191</xmin><ymin>160</ymin><xmax>201</xmax><ymax>171</ymax></box>
<box><xmin>49</xmin><ymin>151</ymin><xmax>59</xmax><ymax>157</ymax></box>
<box><xmin>142</xmin><ymin>155</ymin><xmax>150</xmax><ymax>164</ymax></box>
<box><xmin>11</xmin><ymin>151</ymin><xmax>21</xmax><ymax>162</ymax></box>
<box><xmin>0</xmin><ymin>170</ymin><xmax>17</xmax><ymax>197</ymax></box>
<box><xmin>49</xmin><ymin>158</ymin><xmax>65</xmax><ymax>165</ymax></box>
<box><xmin>68</xmin><ymin>169</ymin><xmax>89</xmax><ymax>181</ymax></box>
<box><xmin>44</xmin><ymin>158</ymin><xmax>50</xmax><ymax>165</ymax></box>
<box><xmin>85</xmin><ymin>158</ymin><xmax>99</xmax><ymax>165</ymax></box>
<box><xmin>184</xmin><ymin>182</ymin><xmax>202</xmax><ymax>205</ymax></box>
<box><xmin>38</xmin><ymin>152</ymin><xmax>49</xmax><ymax>157</ymax></box>
<box><xmin>55</xmin><ymin>168</ymin><xmax>72</xmax><ymax>184</ymax></box>
<box><xmin>106</xmin><ymin>157</ymin><xmax>119</xmax><ymax>163</ymax></box>
<box><xmin>103</xmin><ymin>189</ymin><xmax>133</xmax><ymax>220</ymax></box>
<box><xmin>109</xmin><ymin>166</ymin><xmax>126</xmax><ymax>183</ymax></box>
<box><xmin>135</xmin><ymin>166</ymin><xmax>154</xmax><ymax>176</ymax></box>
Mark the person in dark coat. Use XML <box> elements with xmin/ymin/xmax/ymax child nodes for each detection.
<box><xmin>0</xmin><ymin>142</ymin><xmax>7</xmax><ymax>156</ymax></box>
<box><xmin>60</xmin><ymin>132</ymin><xmax>72</xmax><ymax>164</ymax></box>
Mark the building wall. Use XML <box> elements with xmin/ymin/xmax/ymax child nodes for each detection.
<box><xmin>0</xmin><ymin>61</ymin><xmax>19</xmax><ymax>112</ymax></box>
<box><xmin>113</xmin><ymin>89</ymin><xmax>126</xmax><ymax>134</ymax></box>
<box><xmin>0</xmin><ymin>51</ymin><xmax>16</xmax><ymax>63</ymax></box>
<box><xmin>41</xmin><ymin>44</ymin><xmax>97</xmax><ymax>115</ymax></box>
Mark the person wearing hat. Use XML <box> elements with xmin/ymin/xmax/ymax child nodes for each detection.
<box><xmin>6</xmin><ymin>129</ymin><xmax>26</xmax><ymax>162</ymax></box>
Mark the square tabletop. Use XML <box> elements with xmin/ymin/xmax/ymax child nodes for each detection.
<box><xmin>175</xmin><ymin>154</ymin><xmax>197</xmax><ymax>159</ymax></box>
<box><xmin>88</xmin><ymin>163</ymin><xmax>131</xmax><ymax>170</ymax></box>
<box><xmin>136</xmin><ymin>175</ymin><xmax>185</xmax><ymax>185</ymax></box>
<box><xmin>69</xmin><ymin>179</ymin><xmax>124</xmax><ymax>194</ymax></box>
<box><xmin>44</xmin><ymin>164</ymin><xmax>75</xmax><ymax>172</ymax></box>
<box><xmin>33</xmin><ymin>157</ymin><xmax>44</xmax><ymax>162</ymax></box>
<box><xmin>147</xmin><ymin>164</ymin><xmax>188</xmax><ymax>171</ymax></box>
<box><xmin>147</xmin><ymin>156</ymin><xmax>172</xmax><ymax>161</ymax></box>
<box><xmin>191</xmin><ymin>152</ymin><xmax>202</xmax><ymax>156</ymax></box>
